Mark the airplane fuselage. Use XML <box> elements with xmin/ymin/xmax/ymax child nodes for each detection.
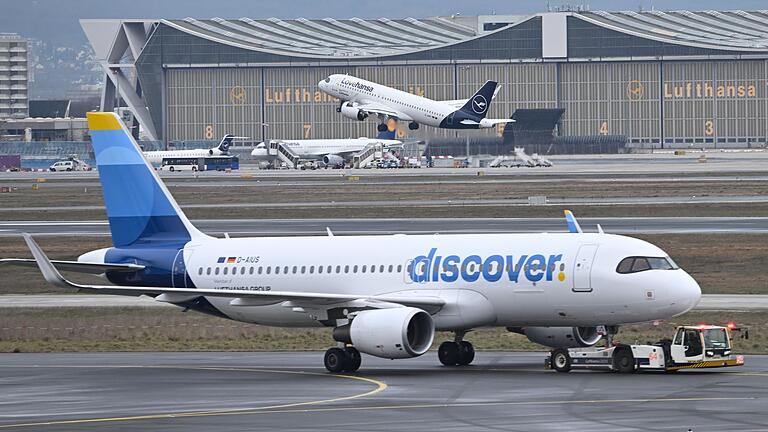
<box><xmin>82</xmin><ymin>232</ymin><xmax>700</xmax><ymax>330</ymax></box>
<box><xmin>319</xmin><ymin>74</ymin><xmax>499</xmax><ymax>129</ymax></box>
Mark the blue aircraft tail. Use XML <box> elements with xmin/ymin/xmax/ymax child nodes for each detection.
<box><xmin>87</xmin><ymin>112</ymin><xmax>207</xmax><ymax>248</ymax></box>
<box><xmin>459</xmin><ymin>81</ymin><xmax>497</xmax><ymax>119</ymax></box>
<box><xmin>217</xmin><ymin>134</ymin><xmax>234</xmax><ymax>153</ymax></box>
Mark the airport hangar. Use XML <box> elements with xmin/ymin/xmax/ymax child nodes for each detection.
<box><xmin>81</xmin><ymin>11</ymin><xmax>768</xmax><ymax>154</ymax></box>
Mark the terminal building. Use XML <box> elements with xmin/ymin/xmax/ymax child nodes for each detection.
<box><xmin>82</xmin><ymin>11</ymin><xmax>768</xmax><ymax>150</ymax></box>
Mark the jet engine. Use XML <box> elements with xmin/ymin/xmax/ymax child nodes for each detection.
<box><xmin>340</xmin><ymin>102</ymin><xmax>368</xmax><ymax>121</ymax></box>
<box><xmin>333</xmin><ymin>307</ymin><xmax>434</xmax><ymax>359</ymax></box>
<box><xmin>513</xmin><ymin>326</ymin><xmax>603</xmax><ymax>348</ymax></box>
<box><xmin>322</xmin><ymin>154</ymin><xmax>344</xmax><ymax>167</ymax></box>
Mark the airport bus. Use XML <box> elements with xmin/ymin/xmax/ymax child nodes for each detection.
<box><xmin>159</xmin><ymin>156</ymin><xmax>239</xmax><ymax>172</ymax></box>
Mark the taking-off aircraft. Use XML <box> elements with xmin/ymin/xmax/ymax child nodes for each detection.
<box><xmin>7</xmin><ymin>113</ymin><xmax>701</xmax><ymax>373</ymax></box>
<box><xmin>318</xmin><ymin>74</ymin><xmax>514</xmax><ymax>132</ymax></box>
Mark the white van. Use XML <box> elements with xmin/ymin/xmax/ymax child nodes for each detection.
<box><xmin>49</xmin><ymin>161</ymin><xmax>75</xmax><ymax>172</ymax></box>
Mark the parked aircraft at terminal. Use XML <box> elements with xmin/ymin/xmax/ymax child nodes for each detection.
<box><xmin>251</xmin><ymin>137</ymin><xmax>402</xmax><ymax>167</ymax></box>
<box><xmin>5</xmin><ymin>113</ymin><xmax>701</xmax><ymax>373</ymax></box>
<box><xmin>142</xmin><ymin>134</ymin><xmax>235</xmax><ymax>165</ymax></box>
<box><xmin>318</xmin><ymin>74</ymin><xmax>514</xmax><ymax>131</ymax></box>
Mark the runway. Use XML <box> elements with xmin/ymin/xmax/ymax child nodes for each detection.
<box><xmin>0</xmin><ymin>352</ymin><xmax>765</xmax><ymax>431</ymax></box>
<box><xmin>2</xmin><ymin>217</ymin><xmax>768</xmax><ymax>236</ymax></box>
<box><xmin>1</xmin><ymin>294</ymin><xmax>766</xmax><ymax>310</ymax></box>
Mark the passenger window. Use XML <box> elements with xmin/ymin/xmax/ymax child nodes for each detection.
<box><xmin>309</xmin><ymin>266</ymin><xmax>315</xmax><ymax>274</ymax></box>
<box><xmin>283</xmin><ymin>266</ymin><xmax>288</xmax><ymax>274</ymax></box>
<box><xmin>345</xmin><ymin>265</ymin><xmax>350</xmax><ymax>273</ymax></box>
<box><xmin>206</xmin><ymin>267</ymin><xmax>211</xmax><ymax>275</ymax></box>
<box><xmin>266</xmin><ymin>267</ymin><xmax>271</xmax><ymax>274</ymax></box>
<box><xmin>198</xmin><ymin>268</ymin><xmax>203</xmax><ymax>276</ymax></box>
<box><xmin>327</xmin><ymin>265</ymin><xmax>332</xmax><ymax>273</ymax></box>
<box><xmin>301</xmin><ymin>266</ymin><xmax>306</xmax><ymax>274</ymax></box>
<box><xmin>353</xmin><ymin>265</ymin><xmax>358</xmax><ymax>273</ymax></box>
<box><xmin>397</xmin><ymin>264</ymin><xmax>402</xmax><ymax>273</ymax></box>
<box><xmin>241</xmin><ymin>267</ymin><xmax>246</xmax><ymax>275</ymax></box>
<box><xmin>275</xmin><ymin>266</ymin><xmax>280</xmax><ymax>275</ymax></box>
<box><xmin>362</xmin><ymin>265</ymin><xmax>367</xmax><ymax>273</ymax></box>
<box><xmin>258</xmin><ymin>267</ymin><xmax>263</xmax><ymax>274</ymax></box>
<box><xmin>336</xmin><ymin>265</ymin><xmax>341</xmax><ymax>273</ymax></box>
<box><xmin>631</xmin><ymin>258</ymin><xmax>651</xmax><ymax>272</ymax></box>
<box><xmin>232</xmin><ymin>267</ymin><xmax>236</xmax><ymax>274</ymax></box>
<box><xmin>249</xmin><ymin>267</ymin><xmax>254</xmax><ymax>275</ymax></box>
<box><xmin>388</xmin><ymin>264</ymin><xmax>393</xmax><ymax>273</ymax></box>
<box><xmin>370</xmin><ymin>265</ymin><xmax>375</xmax><ymax>273</ymax></box>
<box><xmin>318</xmin><ymin>266</ymin><xmax>324</xmax><ymax>274</ymax></box>
<box><xmin>379</xmin><ymin>265</ymin><xmax>384</xmax><ymax>273</ymax></box>
<box><xmin>215</xmin><ymin>267</ymin><xmax>220</xmax><ymax>275</ymax></box>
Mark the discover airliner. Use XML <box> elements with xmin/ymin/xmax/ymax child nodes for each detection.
<box><xmin>6</xmin><ymin>113</ymin><xmax>701</xmax><ymax>373</ymax></box>
<box><xmin>251</xmin><ymin>137</ymin><xmax>402</xmax><ymax>167</ymax></box>
<box><xmin>143</xmin><ymin>134</ymin><xmax>234</xmax><ymax>165</ymax></box>
<box><xmin>318</xmin><ymin>74</ymin><xmax>514</xmax><ymax>132</ymax></box>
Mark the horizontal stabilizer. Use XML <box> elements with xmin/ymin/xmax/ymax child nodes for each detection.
<box><xmin>0</xmin><ymin>258</ymin><xmax>144</xmax><ymax>274</ymax></box>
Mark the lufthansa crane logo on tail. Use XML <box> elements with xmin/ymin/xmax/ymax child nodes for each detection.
<box><xmin>471</xmin><ymin>95</ymin><xmax>488</xmax><ymax>115</ymax></box>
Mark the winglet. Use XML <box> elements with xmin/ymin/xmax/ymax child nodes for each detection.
<box><xmin>21</xmin><ymin>233</ymin><xmax>71</xmax><ymax>288</ymax></box>
<box><xmin>564</xmin><ymin>210</ymin><xmax>583</xmax><ymax>233</ymax></box>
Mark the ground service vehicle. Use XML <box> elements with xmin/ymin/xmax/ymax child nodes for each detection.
<box><xmin>160</xmin><ymin>156</ymin><xmax>239</xmax><ymax>172</ymax></box>
<box><xmin>547</xmin><ymin>324</ymin><xmax>746</xmax><ymax>373</ymax></box>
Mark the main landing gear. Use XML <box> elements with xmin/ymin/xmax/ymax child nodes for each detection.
<box><xmin>324</xmin><ymin>346</ymin><xmax>361</xmax><ymax>373</ymax></box>
<box><xmin>438</xmin><ymin>331</ymin><xmax>475</xmax><ymax>366</ymax></box>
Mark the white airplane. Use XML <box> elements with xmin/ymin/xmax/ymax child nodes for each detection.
<box><xmin>251</xmin><ymin>137</ymin><xmax>402</xmax><ymax>167</ymax></box>
<box><xmin>142</xmin><ymin>134</ymin><xmax>234</xmax><ymax>165</ymax></box>
<box><xmin>6</xmin><ymin>113</ymin><xmax>701</xmax><ymax>373</ymax></box>
<box><xmin>318</xmin><ymin>74</ymin><xmax>514</xmax><ymax>132</ymax></box>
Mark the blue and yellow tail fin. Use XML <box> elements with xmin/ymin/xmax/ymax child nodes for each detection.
<box><xmin>564</xmin><ymin>210</ymin><xmax>583</xmax><ymax>234</ymax></box>
<box><xmin>87</xmin><ymin>112</ymin><xmax>207</xmax><ymax>247</ymax></box>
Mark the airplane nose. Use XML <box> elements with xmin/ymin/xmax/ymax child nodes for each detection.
<box><xmin>675</xmin><ymin>270</ymin><xmax>702</xmax><ymax>315</ymax></box>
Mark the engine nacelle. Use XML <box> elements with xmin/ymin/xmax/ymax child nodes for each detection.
<box><xmin>517</xmin><ymin>326</ymin><xmax>603</xmax><ymax>348</ymax></box>
<box><xmin>340</xmin><ymin>102</ymin><xmax>368</xmax><ymax>121</ymax></box>
<box><xmin>333</xmin><ymin>307</ymin><xmax>434</xmax><ymax>359</ymax></box>
<box><xmin>323</xmin><ymin>154</ymin><xmax>344</xmax><ymax>167</ymax></box>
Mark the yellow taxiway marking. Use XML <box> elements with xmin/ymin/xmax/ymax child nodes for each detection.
<box><xmin>0</xmin><ymin>365</ymin><xmax>387</xmax><ymax>429</ymax></box>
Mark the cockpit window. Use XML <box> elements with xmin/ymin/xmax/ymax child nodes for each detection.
<box><xmin>324</xmin><ymin>77</ymin><xmax>331</xmax><ymax>83</ymax></box>
<box><xmin>616</xmin><ymin>256</ymin><xmax>679</xmax><ymax>274</ymax></box>
<box><xmin>256</xmin><ymin>142</ymin><xmax>266</xmax><ymax>149</ymax></box>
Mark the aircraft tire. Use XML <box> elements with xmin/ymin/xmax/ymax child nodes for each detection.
<box><xmin>438</xmin><ymin>341</ymin><xmax>460</xmax><ymax>366</ymax></box>
<box><xmin>344</xmin><ymin>347</ymin><xmax>362</xmax><ymax>372</ymax></box>
<box><xmin>551</xmin><ymin>348</ymin><xmax>572</xmax><ymax>373</ymax></box>
<box><xmin>457</xmin><ymin>341</ymin><xmax>475</xmax><ymax>366</ymax></box>
<box><xmin>324</xmin><ymin>347</ymin><xmax>349</xmax><ymax>373</ymax></box>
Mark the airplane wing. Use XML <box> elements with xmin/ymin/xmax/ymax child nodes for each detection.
<box><xmin>0</xmin><ymin>258</ymin><xmax>145</xmax><ymax>275</ymax></box>
<box><xmin>354</xmin><ymin>102</ymin><xmax>410</xmax><ymax>120</ymax></box>
<box><xmin>20</xmin><ymin>233</ymin><xmax>445</xmax><ymax>310</ymax></box>
<box><xmin>459</xmin><ymin>118</ymin><xmax>515</xmax><ymax>126</ymax></box>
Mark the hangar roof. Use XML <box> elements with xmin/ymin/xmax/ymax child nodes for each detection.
<box><xmin>158</xmin><ymin>10</ymin><xmax>768</xmax><ymax>58</ymax></box>
<box><xmin>577</xmin><ymin>10</ymin><xmax>768</xmax><ymax>51</ymax></box>
<box><xmin>164</xmin><ymin>17</ymin><xmax>478</xmax><ymax>57</ymax></box>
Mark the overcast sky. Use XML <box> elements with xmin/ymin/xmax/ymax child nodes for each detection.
<box><xmin>3</xmin><ymin>0</ymin><xmax>767</xmax><ymax>44</ymax></box>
